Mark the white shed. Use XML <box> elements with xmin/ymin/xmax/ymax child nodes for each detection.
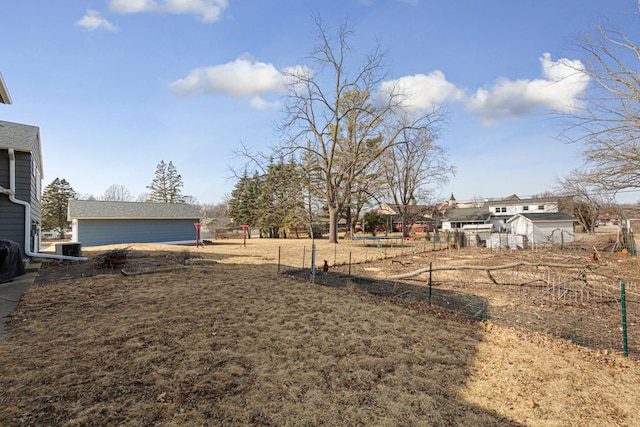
<box><xmin>507</xmin><ymin>212</ymin><xmax>577</xmax><ymax>244</ymax></box>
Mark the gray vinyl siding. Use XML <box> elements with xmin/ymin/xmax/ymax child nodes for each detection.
<box><xmin>76</xmin><ymin>219</ymin><xmax>199</xmax><ymax>247</ymax></box>
<box><xmin>0</xmin><ymin>150</ymin><xmax>34</xmax><ymax>254</ymax></box>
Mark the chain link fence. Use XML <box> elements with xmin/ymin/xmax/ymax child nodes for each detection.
<box><xmin>280</xmin><ymin>234</ymin><xmax>639</xmax><ymax>359</ymax></box>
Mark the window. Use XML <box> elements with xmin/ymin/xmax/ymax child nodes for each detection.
<box><xmin>523</xmin><ymin>206</ymin><xmax>529</xmax><ymax>211</ymax></box>
<box><xmin>538</xmin><ymin>205</ymin><xmax>544</xmax><ymax>210</ymax></box>
<box><xmin>501</xmin><ymin>207</ymin><xmax>507</xmax><ymax>213</ymax></box>
<box><xmin>32</xmin><ymin>159</ymin><xmax>41</xmax><ymax>201</ymax></box>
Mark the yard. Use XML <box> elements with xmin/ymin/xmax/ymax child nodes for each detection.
<box><xmin>1</xmin><ymin>234</ymin><xmax>639</xmax><ymax>426</ymax></box>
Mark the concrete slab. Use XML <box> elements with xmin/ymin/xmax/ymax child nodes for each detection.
<box><xmin>0</xmin><ymin>268</ymin><xmax>38</xmax><ymax>344</ymax></box>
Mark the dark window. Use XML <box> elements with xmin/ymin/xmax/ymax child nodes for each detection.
<box><xmin>523</xmin><ymin>206</ymin><xmax>529</xmax><ymax>211</ymax></box>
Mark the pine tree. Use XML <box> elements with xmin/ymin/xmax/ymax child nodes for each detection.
<box><xmin>41</xmin><ymin>178</ymin><xmax>76</xmax><ymax>238</ymax></box>
<box><xmin>256</xmin><ymin>158</ymin><xmax>305</xmax><ymax>238</ymax></box>
<box><xmin>228</xmin><ymin>170</ymin><xmax>260</xmax><ymax>233</ymax></box>
<box><xmin>146</xmin><ymin>160</ymin><xmax>185</xmax><ymax>203</ymax></box>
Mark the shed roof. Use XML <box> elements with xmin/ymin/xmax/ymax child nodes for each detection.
<box><xmin>69</xmin><ymin>200</ymin><xmax>202</xmax><ymax>220</ymax></box>
<box><xmin>507</xmin><ymin>212</ymin><xmax>577</xmax><ymax>223</ymax></box>
<box><xmin>0</xmin><ymin>120</ymin><xmax>42</xmax><ymax>173</ymax></box>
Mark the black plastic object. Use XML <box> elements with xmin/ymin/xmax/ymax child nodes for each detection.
<box><xmin>0</xmin><ymin>240</ymin><xmax>26</xmax><ymax>283</ymax></box>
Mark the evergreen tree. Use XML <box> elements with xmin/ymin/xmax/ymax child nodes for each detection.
<box><xmin>41</xmin><ymin>178</ymin><xmax>76</xmax><ymax>238</ymax></box>
<box><xmin>256</xmin><ymin>158</ymin><xmax>305</xmax><ymax>238</ymax></box>
<box><xmin>228</xmin><ymin>170</ymin><xmax>260</xmax><ymax>236</ymax></box>
<box><xmin>146</xmin><ymin>160</ymin><xmax>185</xmax><ymax>203</ymax></box>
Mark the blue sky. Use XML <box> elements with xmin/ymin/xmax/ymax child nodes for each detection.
<box><xmin>2</xmin><ymin>1</ymin><xmax>639</xmax><ymax>205</ymax></box>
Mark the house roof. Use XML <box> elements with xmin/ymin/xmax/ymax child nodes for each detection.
<box><xmin>68</xmin><ymin>200</ymin><xmax>202</xmax><ymax>220</ymax></box>
<box><xmin>442</xmin><ymin>206</ymin><xmax>492</xmax><ymax>222</ymax></box>
<box><xmin>620</xmin><ymin>206</ymin><xmax>640</xmax><ymax>220</ymax></box>
<box><xmin>0</xmin><ymin>120</ymin><xmax>42</xmax><ymax>173</ymax></box>
<box><xmin>507</xmin><ymin>212</ymin><xmax>577</xmax><ymax>223</ymax></box>
<box><xmin>484</xmin><ymin>197</ymin><xmax>559</xmax><ymax>207</ymax></box>
<box><xmin>379</xmin><ymin>203</ymin><xmax>433</xmax><ymax>217</ymax></box>
<box><xmin>0</xmin><ymin>72</ymin><xmax>11</xmax><ymax>105</ymax></box>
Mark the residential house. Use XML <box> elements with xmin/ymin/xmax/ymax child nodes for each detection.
<box><xmin>0</xmin><ymin>121</ymin><xmax>43</xmax><ymax>256</ymax></box>
<box><xmin>68</xmin><ymin>200</ymin><xmax>203</xmax><ymax>247</ymax></box>
<box><xmin>378</xmin><ymin>202</ymin><xmax>437</xmax><ymax>232</ymax></box>
<box><xmin>440</xmin><ymin>205</ymin><xmax>493</xmax><ymax>231</ymax></box>
<box><xmin>485</xmin><ymin>194</ymin><xmax>559</xmax><ymax>232</ymax></box>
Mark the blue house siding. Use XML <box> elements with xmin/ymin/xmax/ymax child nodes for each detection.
<box><xmin>76</xmin><ymin>219</ymin><xmax>199</xmax><ymax>247</ymax></box>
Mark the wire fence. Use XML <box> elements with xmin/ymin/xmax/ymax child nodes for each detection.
<box><xmin>279</xmin><ymin>234</ymin><xmax>639</xmax><ymax>359</ymax></box>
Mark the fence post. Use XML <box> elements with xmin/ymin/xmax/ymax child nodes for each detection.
<box><xmin>310</xmin><ymin>244</ymin><xmax>316</xmax><ymax>284</ymax></box>
<box><xmin>621</xmin><ymin>282</ymin><xmax>629</xmax><ymax>357</ymax></box>
<box><xmin>428</xmin><ymin>262</ymin><xmax>433</xmax><ymax>306</ymax></box>
<box><xmin>302</xmin><ymin>246</ymin><xmax>306</xmax><ymax>269</ymax></box>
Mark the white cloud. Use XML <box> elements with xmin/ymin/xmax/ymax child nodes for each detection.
<box><xmin>378</xmin><ymin>70</ymin><xmax>464</xmax><ymax>111</ymax></box>
<box><xmin>109</xmin><ymin>0</ymin><xmax>228</xmax><ymax>22</ymax></box>
<box><xmin>169</xmin><ymin>56</ymin><xmax>307</xmax><ymax>109</ymax></box>
<box><xmin>466</xmin><ymin>53</ymin><xmax>589</xmax><ymax>124</ymax></box>
<box><xmin>249</xmin><ymin>96</ymin><xmax>280</xmax><ymax>110</ymax></box>
<box><xmin>75</xmin><ymin>10</ymin><xmax>118</xmax><ymax>32</ymax></box>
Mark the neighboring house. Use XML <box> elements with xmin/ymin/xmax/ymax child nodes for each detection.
<box><xmin>507</xmin><ymin>212</ymin><xmax>577</xmax><ymax>244</ymax></box>
<box><xmin>68</xmin><ymin>200</ymin><xmax>203</xmax><ymax>247</ymax></box>
<box><xmin>441</xmin><ymin>206</ymin><xmax>493</xmax><ymax>231</ymax></box>
<box><xmin>378</xmin><ymin>202</ymin><xmax>437</xmax><ymax>232</ymax></box>
<box><xmin>485</xmin><ymin>195</ymin><xmax>559</xmax><ymax>231</ymax></box>
<box><xmin>0</xmin><ymin>121</ymin><xmax>43</xmax><ymax>256</ymax></box>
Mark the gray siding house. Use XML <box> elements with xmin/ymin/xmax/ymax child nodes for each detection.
<box><xmin>0</xmin><ymin>121</ymin><xmax>43</xmax><ymax>256</ymax></box>
<box><xmin>68</xmin><ymin>200</ymin><xmax>203</xmax><ymax>247</ymax></box>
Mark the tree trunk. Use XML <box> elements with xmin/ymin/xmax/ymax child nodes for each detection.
<box><xmin>328</xmin><ymin>206</ymin><xmax>339</xmax><ymax>243</ymax></box>
<box><xmin>401</xmin><ymin>213</ymin><xmax>409</xmax><ymax>238</ymax></box>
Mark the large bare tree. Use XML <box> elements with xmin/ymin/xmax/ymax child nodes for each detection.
<box><xmin>564</xmin><ymin>18</ymin><xmax>640</xmax><ymax>192</ymax></box>
<box><xmin>555</xmin><ymin>169</ymin><xmax>614</xmax><ymax>233</ymax></box>
<box><xmin>381</xmin><ymin>117</ymin><xmax>454</xmax><ymax>237</ymax></box>
<box><xmin>280</xmin><ymin>17</ymin><xmax>439</xmax><ymax>243</ymax></box>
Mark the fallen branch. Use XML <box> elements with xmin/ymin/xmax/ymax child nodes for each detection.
<box><xmin>121</xmin><ymin>266</ymin><xmax>187</xmax><ymax>276</ymax></box>
<box><xmin>386</xmin><ymin>261</ymin><xmax>593</xmax><ymax>280</ymax></box>
<box><xmin>393</xmin><ymin>290</ymin><xmax>410</xmax><ymax>298</ymax></box>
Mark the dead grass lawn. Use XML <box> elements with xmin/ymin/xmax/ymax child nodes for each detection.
<box><xmin>0</xmin><ymin>237</ymin><xmax>639</xmax><ymax>426</ymax></box>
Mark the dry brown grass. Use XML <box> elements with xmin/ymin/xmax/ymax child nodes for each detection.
<box><xmin>0</xmin><ymin>237</ymin><xmax>639</xmax><ymax>426</ymax></box>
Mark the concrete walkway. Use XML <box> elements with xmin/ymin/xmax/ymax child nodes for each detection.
<box><xmin>0</xmin><ymin>264</ymin><xmax>39</xmax><ymax>344</ymax></box>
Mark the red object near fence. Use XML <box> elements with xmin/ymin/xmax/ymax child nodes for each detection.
<box><xmin>194</xmin><ymin>222</ymin><xmax>201</xmax><ymax>247</ymax></box>
<box><xmin>241</xmin><ymin>224</ymin><xmax>249</xmax><ymax>247</ymax></box>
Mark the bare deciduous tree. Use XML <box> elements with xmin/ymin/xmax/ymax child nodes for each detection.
<box><xmin>563</xmin><ymin>18</ymin><xmax>640</xmax><ymax>192</ymax></box>
<box><xmin>381</xmin><ymin>116</ymin><xmax>453</xmax><ymax>237</ymax></box>
<box><xmin>280</xmin><ymin>17</ymin><xmax>440</xmax><ymax>243</ymax></box>
<box><xmin>554</xmin><ymin>170</ymin><xmax>614</xmax><ymax>233</ymax></box>
<box><xmin>100</xmin><ymin>184</ymin><xmax>133</xmax><ymax>202</ymax></box>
